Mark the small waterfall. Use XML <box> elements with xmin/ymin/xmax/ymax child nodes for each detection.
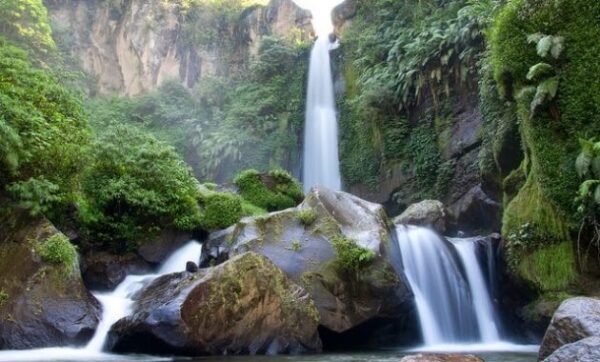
<box><xmin>396</xmin><ymin>226</ymin><xmax>502</xmax><ymax>346</ymax></box>
<box><xmin>302</xmin><ymin>8</ymin><xmax>342</xmax><ymax>193</ymax></box>
<box><xmin>0</xmin><ymin>241</ymin><xmax>202</xmax><ymax>361</ymax></box>
<box><xmin>450</xmin><ymin>239</ymin><xmax>500</xmax><ymax>342</ymax></box>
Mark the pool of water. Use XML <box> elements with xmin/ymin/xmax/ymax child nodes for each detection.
<box><xmin>0</xmin><ymin>345</ymin><xmax>539</xmax><ymax>362</ymax></box>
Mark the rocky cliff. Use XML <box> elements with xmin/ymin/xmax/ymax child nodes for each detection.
<box><xmin>45</xmin><ymin>0</ymin><xmax>313</xmax><ymax>95</ymax></box>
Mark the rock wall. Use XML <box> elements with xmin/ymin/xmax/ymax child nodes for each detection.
<box><xmin>45</xmin><ymin>0</ymin><xmax>312</xmax><ymax>95</ymax></box>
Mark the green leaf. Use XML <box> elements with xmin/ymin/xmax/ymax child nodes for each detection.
<box><xmin>527</xmin><ymin>33</ymin><xmax>544</xmax><ymax>44</ymax></box>
<box><xmin>526</xmin><ymin>63</ymin><xmax>554</xmax><ymax>81</ymax></box>
<box><xmin>536</xmin><ymin>35</ymin><xmax>553</xmax><ymax>57</ymax></box>
<box><xmin>595</xmin><ymin>184</ymin><xmax>600</xmax><ymax>205</ymax></box>
<box><xmin>541</xmin><ymin>76</ymin><xmax>559</xmax><ymax>98</ymax></box>
<box><xmin>579</xmin><ymin>179</ymin><xmax>600</xmax><ymax>196</ymax></box>
<box><xmin>551</xmin><ymin>36</ymin><xmax>565</xmax><ymax>59</ymax></box>
<box><xmin>577</xmin><ymin>152</ymin><xmax>592</xmax><ymax>178</ymax></box>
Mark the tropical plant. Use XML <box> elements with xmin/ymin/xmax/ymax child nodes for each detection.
<box><xmin>575</xmin><ymin>137</ymin><xmax>600</xmax><ymax>268</ymax></box>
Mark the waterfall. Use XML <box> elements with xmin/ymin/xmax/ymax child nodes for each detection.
<box><xmin>450</xmin><ymin>238</ymin><xmax>500</xmax><ymax>342</ymax></box>
<box><xmin>0</xmin><ymin>241</ymin><xmax>202</xmax><ymax>361</ymax></box>
<box><xmin>395</xmin><ymin>225</ymin><xmax>502</xmax><ymax>346</ymax></box>
<box><xmin>301</xmin><ymin>5</ymin><xmax>342</xmax><ymax>193</ymax></box>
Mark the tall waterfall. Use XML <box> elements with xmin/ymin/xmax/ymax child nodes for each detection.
<box><xmin>396</xmin><ymin>225</ymin><xmax>502</xmax><ymax>346</ymax></box>
<box><xmin>302</xmin><ymin>6</ymin><xmax>342</xmax><ymax>193</ymax></box>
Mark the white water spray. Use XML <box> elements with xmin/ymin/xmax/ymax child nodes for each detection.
<box><xmin>298</xmin><ymin>0</ymin><xmax>343</xmax><ymax>192</ymax></box>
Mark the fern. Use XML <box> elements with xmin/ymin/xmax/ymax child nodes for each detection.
<box><xmin>526</xmin><ymin>63</ymin><xmax>554</xmax><ymax>81</ymax></box>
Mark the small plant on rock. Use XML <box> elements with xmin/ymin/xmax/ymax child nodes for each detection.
<box><xmin>37</xmin><ymin>234</ymin><xmax>77</xmax><ymax>267</ymax></box>
<box><xmin>331</xmin><ymin>235</ymin><xmax>375</xmax><ymax>277</ymax></box>
<box><xmin>297</xmin><ymin>208</ymin><xmax>317</xmax><ymax>226</ymax></box>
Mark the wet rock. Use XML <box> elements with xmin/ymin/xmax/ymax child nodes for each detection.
<box><xmin>393</xmin><ymin>200</ymin><xmax>448</xmax><ymax>233</ymax></box>
<box><xmin>0</xmin><ymin>208</ymin><xmax>100</xmax><ymax>349</ymax></box>
<box><xmin>108</xmin><ymin>252</ymin><xmax>321</xmax><ymax>355</ymax></box>
<box><xmin>81</xmin><ymin>251</ymin><xmax>151</xmax><ymax>291</ymax></box>
<box><xmin>185</xmin><ymin>261</ymin><xmax>198</xmax><ymax>273</ymax></box>
<box><xmin>543</xmin><ymin>336</ymin><xmax>600</xmax><ymax>362</ymax></box>
<box><xmin>448</xmin><ymin>185</ymin><xmax>502</xmax><ymax>234</ymax></box>
<box><xmin>539</xmin><ymin>297</ymin><xmax>600</xmax><ymax>360</ymax></box>
<box><xmin>400</xmin><ymin>354</ymin><xmax>484</xmax><ymax>362</ymax></box>
<box><xmin>201</xmin><ymin>187</ymin><xmax>413</xmax><ymax>334</ymax></box>
<box><xmin>137</xmin><ymin>229</ymin><xmax>193</xmax><ymax>264</ymax></box>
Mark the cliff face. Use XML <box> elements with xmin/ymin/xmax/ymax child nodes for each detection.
<box><xmin>45</xmin><ymin>0</ymin><xmax>312</xmax><ymax>96</ymax></box>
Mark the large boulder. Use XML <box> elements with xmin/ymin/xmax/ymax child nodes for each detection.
<box><xmin>136</xmin><ymin>229</ymin><xmax>194</xmax><ymax>264</ymax></box>
<box><xmin>0</xmin><ymin>208</ymin><xmax>100</xmax><ymax>349</ymax></box>
<box><xmin>107</xmin><ymin>252</ymin><xmax>321</xmax><ymax>355</ymax></box>
<box><xmin>393</xmin><ymin>200</ymin><xmax>448</xmax><ymax>233</ymax></box>
<box><xmin>543</xmin><ymin>336</ymin><xmax>600</xmax><ymax>362</ymax></box>
<box><xmin>400</xmin><ymin>354</ymin><xmax>484</xmax><ymax>362</ymax></box>
<box><xmin>448</xmin><ymin>184</ymin><xmax>502</xmax><ymax>234</ymax></box>
<box><xmin>539</xmin><ymin>297</ymin><xmax>600</xmax><ymax>360</ymax></box>
<box><xmin>200</xmin><ymin>187</ymin><xmax>413</xmax><ymax>334</ymax></box>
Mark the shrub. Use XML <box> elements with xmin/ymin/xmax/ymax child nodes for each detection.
<box><xmin>331</xmin><ymin>234</ymin><xmax>375</xmax><ymax>277</ymax></box>
<box><xmin>198</xmin><ymin>191</ymin><xmax>243</xmax><ymax>230</ymax></box>
<box><xmin>234</xmin><ymin>169</ymin><xmax>303</xmax><ymax>212</ymax></box>
<box><xmin>79</xmin><ymin>125</ymin><xmax>202</xmax><ymax>251</ymax></box>
<box><xmin>297</xmin><ymin>208</ymin><xmax>317</xmax><ymax>226</ymax></box>
<box><xmin>37</xmin><ymin>234</ymin><xmax>77</xmax><ymax>267</ymax></box>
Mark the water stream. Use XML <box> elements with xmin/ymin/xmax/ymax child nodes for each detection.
<box><xmin>0</xmin><ymin>241</ymin><xmax>202</xmax><ymax>362</ymax></box>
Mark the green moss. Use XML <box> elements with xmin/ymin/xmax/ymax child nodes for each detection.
<box><xmin>518</xmin><ymin>242</ymin><xmax>576</xmax><ymax>292</ymax></box>
<box><xmin>240</xmin><ymin>199</ymin><xmax>267</xmax><ymax>217</ymax></box>
<box><xmin>297</xmin><ymin>208</ymin><xmax>317</xmax><ymax>226</ymax></box>
<box><xmin>234</xmin><ymin>169</ymin><xmax>303</xmax><ymax>212</ymax></box>
<box><xmin>198</xmin><ymin>190</ymin><xmax>242</xmax><ymax>231</ymax></box>
<box><xmin>331</xmin><ymin>234</ymin><xmax>375</xmax><ymax>277</ymax></box>
<box><xmin>37</xmin><ymin>234</ymin><xmax>77</xmax><ymax>268</ymax></box>
<box><xmin>0</xmin><ymin>289</ymin><xmax>8</xmax><ymax>308</ymax></box>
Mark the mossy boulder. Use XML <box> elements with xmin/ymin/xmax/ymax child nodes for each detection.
<box><xmin>0</xmin><ymin>208</ymin><xmax>100</xmax><ymax>349</ymax></box>
<box><xmin>234</xmin><ymin>169</ymin><xmax>303</xmax><ymax>212</ymax></box>
<box><xmin>393</xmin><ymin>200</ymin><xmax>448</xmax><ymax>233</ymax></box>
<box><xmin>543</xmin><ymin>336</ymin><xmax>600</xmax><ymax>362</ymax></box>
<box><xmin>107</xmin><ymin>252</ymin><xmax>321</xmax><ymax>355</ymax></box>
<box><xmin>201</xmin><ymin>187</ymin><xmax>413</xmax><ymax>334</ymax></box>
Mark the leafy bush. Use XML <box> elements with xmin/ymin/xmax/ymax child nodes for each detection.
<box><xmin>79</xmin><ymin>125</ymin><xmax>202</xmax><ymax>251</ymax></box>
<box><xmin>198</xmin><ymin>190</ymin><xmax>243</xmax><ymax>230</ymax></box>
<box><xmin>0</xmin><ymin>38</ymin><xmax>90</xmax><ymax>215</ymax></box>
<box><xmin>0</xmin><ymin>289</ymin><xmax>8</xmax><ymax>307</ymax></box>
<box><xmin>331</xmin><ymin>234</ymin><xmax>375</xmax><ymax>277</ymax></box>
<box><xmin>297</xmin><ymin>208</ymin><xmax>317</xmax><ymax>226</ymax></box>
<box><xmin>234</xmin><ymin>169</ymin><xmax>303</xmax><ymax>212</ymax></box>
<box><xmin>37</xmin><ymin>234</ymin><xmax>78</xmax><ymax>267</ymax></box>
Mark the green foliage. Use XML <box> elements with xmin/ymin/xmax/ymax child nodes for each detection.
<box><xmin>79</xmin><ymin>125</ymin><xmax>202</xmax><ymax>251</ymax></box>
<box><xmin>198</xmin><ymin>189</ymin><xmax>243</xmax><ymax>230</ymax></box>
<box><xmin>241</xmin><ymin>199</ymin><xmax>267</xmax><ymax>217</ymax></box>
<box><xmin>331</xmin><ymin>234</ymin><xmax>375</xmax><ymax>277</ymax></box>
<box><xmin>0</xmin><ymin>0</ymin><xmax>55</xmax><ymax>55</ymax></box>
<box><xmin>574</xmin><ymin>137</ymin><xmax>600</xmax><ymax>272</ymax></box>
<box><xmin>0</xmin><ymin>37</ymin><xmax>90</xmax><ymax>215</ymax></box>
<box><xmin>297</xmin><ymin>208</ymin><xmax>317</xmax><ymax>226</ymax></box>
<box><xmin>490</xmin><ymin>0</ymin><xmax>600</xmax><ymax>273</ymax></box>
<box><xmin>234</xmin><ymin>169</ymin><xmax>303</xmax><ymax>212</ymax></box>
<box><xmin>337</xmin><ymin>0</ymin><xmax>494</xmax><ymax>190</ymax></box>
<box><xmin>87</xmin><ymin>36</ymin><xmax>308</xmax><ymax>183</ymax></box>
<box><xmin>37</xmin><ymin>234</ymin><xmax>78</xmax><ymax>267</ymax></box>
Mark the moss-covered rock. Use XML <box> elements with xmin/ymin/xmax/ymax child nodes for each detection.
<box><xmin>0</xmin><ymin>207</ymin><xmax>100</xmax><ymax>349</ymax></box>
<box><xmin>107</xmin><ymin>252</ymin><xmax>321</xmax><ymax>355</ymax></box>
<box><xmin>201</xmin><ymin>187</ymin><xmax>413</xmax><ymax>334</ymax></box>
<box><xmin>234</xmin><ymin>169</ymin><xmax>303</xmax><ymax>212</ymax></box>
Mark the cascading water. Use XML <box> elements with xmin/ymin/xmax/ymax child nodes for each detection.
<box><xmin>395</xmin><ymin>225</ymin><xmax>503</xmax><ymax>346</ymax></box>
<box><xmin>301</xmin><ymin>2</ymin><xmax>342</xmax><ymax>193</ymax></box>
<box><xmin>0</xmin><ymin>241</ymin><xmax>202</xmax><ymax>361</ymax></box>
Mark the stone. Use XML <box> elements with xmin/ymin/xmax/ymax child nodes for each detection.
<box><xmin>539</xmin><ymin>297</ymin><xmax>600</xmax><ymax>360</ymax></box>
<box><xmin>136</xmin><ymin>229</ymin><xmax>193</xmax><ymax>264</ymax></box>
<box><xmin>107</xmin><ymin>252</ymin><xmax>321</xmax><ymax>355</ymax></box>
<box><xmin>400</xmin><ymin>354</ymin><xmax>484</xmax><ymax>362</ymax></box>
<box><xmin>543</xmin><ymin>336</ymin><xmax>600</xmax><ymax>362</ymax></box>
<box><xmin>0</xmin><ymin>208</ymin><xmax>100</xmax><ymax>349</ymax></box>
<box><xmin>393</xmin><ymin>200</ymin><xmax>448</xmax><ymax>233</ymax></box>
<box><xmin>185</xmin><ymin>261</ymin><xmax>198</xmax><ymax>273</ymax></box>
<box><xmin>80</xmin><ymin>251</ymin><xmax>151</xmax><ymax>291</ymax></box>
<box><xmin>200</xmin><ymin>187</ymin><xmax>413</xmax><ymax>334</ymax></box>
<box><xmin>448</xmin><ymin>185</ymin><xmax>502</xmax><ymax>234</ymax></box>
